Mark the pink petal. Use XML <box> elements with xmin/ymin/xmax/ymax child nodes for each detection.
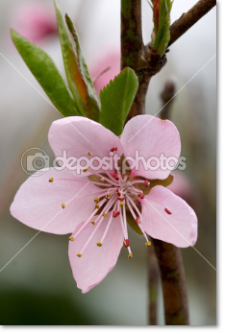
<box><xmin>69</xmin><ymin>215</ymin><xmax>124</xmax><ymax>293</ymax></box>
<box><xmin>141</xmin><ymin>186</ymin><xmax>198</xmax><ymax>247</ymax></box>
<box><xmin>10</xmin><ymin>168</ymin><xmax>99</xmax><ymax>235</ymax></box>
<box><xmin>121</xmin><ymin>115</ymin><xmax>181</xmax><ymax>180</ymax></box>
<box><xmin>48</xmin><ymin>117</ymin><xmax>124</xmax><ymax>176</ymax></box>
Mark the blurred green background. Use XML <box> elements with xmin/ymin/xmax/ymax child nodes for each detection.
<box><xmin>0</xmin><ymin>0</ymin><xmax>216</xmax><ymax>325</ymax></box>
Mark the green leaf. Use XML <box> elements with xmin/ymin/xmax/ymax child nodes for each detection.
<box><xmin>54</xmin><ymin>1</ymin><xmax>100</xmax><ymax>121</ymax></box>
<box><xmin>10</xmin><ymin>29</ymin><xmax>79</xmax><ymax>118</ymax></box>
<box><xmin>99</xmin><ymin>67</ymin><xmax>139</xmax><ymax>136</ymax></box>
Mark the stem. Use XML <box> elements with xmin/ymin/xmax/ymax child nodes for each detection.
<box><xmin>149</xmin><ymin>244</ymin><xmax>159</xmax><ymax>325</ymax></box>
<box><xmin>169</xmin><ymin>0</ymin><xmax>216</xmax><ymax>47</ymax></box>
<box><xmin>151</xmin><ymin>240</ymin><xmax>189</xmax><ymax>325</ymax></box>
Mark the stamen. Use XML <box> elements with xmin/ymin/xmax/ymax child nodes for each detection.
<box><xmin>120</xmin><ymin>201</ymin><xmax>124</xmax><ymax>207</ymax></box>
<box><xmin>100</xmin><ymin>178</ymin><xmax>105</xmax><ymax>183</ymax></box>
<box><xmin>87</xmin><ymin>152</ymin><xmax>92</xmax><ymax>156</ymax></box>
<box><xmin>91</xmin><ymin>221</ymin><xmax>96</xmax><ymax>225</ymax></box>
<box><xmin>135</xmin><ymin>216</ymin><xmax>141</xmax><ymax>224</ymax></box>
<box><xmin>128</xmin><ymin>253</ymin><xmax>133</xmax><ymax>259</ymax></box>
<box><xmin>94</xmin><ymin>197</ymin><xmax>99</xmax><ymax>203</ymax></box>
<box><xmin>165</xmin><ymin>208</ymin><xmax>172</xmax><ymax>215</ymax></box>
<box><xmin>49</xmin><ymin>177</ymin><xmax>54</xmax><ymax>183</ymax></box>
<box><xmin>110</xmin><ymin>147</ymin><xmax>117</xmax><ymax>152</ymax></box>
<box><xmin>95</xmin><ymin>204</ymin><xmax>100</xmax><ymax>209</ymax></box>
<box><xmin>76</xmin><ymin>253</ymin><xmax>82</xmax><ymax>258</ymax></box>
<box><xmin>145</xmin><ymin>241</ymin><xmax>151</xmax><ymax>247</ymax></box>
<box><xmin>69</xmin><ymin>236</ymin><xmax>74</xmax><ymax>241</ymax></box>
<box><xmin>97</xmin><ymin>241</ymin><xmax>103</xmax><ymax>247</ymax></box>
<box><xmin>102</xmin><ymin>213</ymin><xmax>107</xmax><ymax>218</ymax></box>
<box><xmin>123</xmin><ymin>239</ymin><xmax>130</xmax><ymax>248</ymax></box>
<box><xmin>144</xmin><ymin>180</ymin><xmax>150</xmax><ymax>187</ymax></box>
<box><xmin>138</xmin><ymin>193</ymin><xmax>145</xmax><ymax>199</ymax></box>
<box><xmin>113</xmin><ymin>210</ymin><xmax>120</xmax><ymax>218</ymax></box>
<box><xmin>61</xmin><ymin>203</ymin><xmax>66</xmax><ymax>209</ymax></box>
<box><xmin>83</xmin><ymin>168</ymin><xmax>89</xmax><ymax>173</ymax></box>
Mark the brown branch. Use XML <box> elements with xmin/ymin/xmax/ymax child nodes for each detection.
<box><xmin>160</xmin><ymin>78</ymin><xmax>176</xmax><ymax>120</ymax></box>
<box><xmin>169</xmin><ymin>0</ymin><xmax>216</xmax><ymax>47</ymax></box>
<box><xmin>152</xmin><ymin>240</ymin><xmax>189</xmax><ymax>325</ymax></box>
<box><xmin>149</xmin><ymin>244</ymin><xmax>160</xmax><ymax>325</ymax></box>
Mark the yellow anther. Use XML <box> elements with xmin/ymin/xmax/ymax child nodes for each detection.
<box><xmin>87</xmin><ymin>152</ymin><xmax>92</xmax><ymax>156</ymax></box>
<box><xmin>102</xmin><ymin>213</ymin><xmax>107</xmax><ymax>218</ymax></box>
<box><xmin>83</xmin><ymin>168</ymin><xmax>89</xmax><ymax>172</ymax></box>
<box><xmin>91</xmin><ymin>221</ymin><xmax>96</xmax><ymax>225</ymax></box>
<box><xmin>94</xmin><ymin>197</ymin><xmax>99</xmax><ymax>203</ymax></box>
<box><xmin>128</xmin><ymin>253</ymin><xmax>133</xmax><ymax>259</ymax></box>
<box><xmin>95</xmin><ymin>204</ymin><xmax>100</xmax><ymax>209</ymax></box>
<box><xmin>145</xmin><ymin>241</ymin><xmax>151</xmax><ymax>247</ymax></box>
<box><xmin>61</xmin><ymin>203</ymin><xmax>66</xmax><ymax>209</ymax></box>
<box><xmin>76</xmin><ymin>253</ymin><xmax>82</xmax><ymax>258</ymax></box>
<box><xmin>97</xmin><ymin>242</ymin><xmax>102</xmax><ymax>247</ymax></box>
<box><xmin>120</xmin><ymin>201</ymin><xmax>124</xmax><ymax>207</ymax></box>
<box><xmin>69</xmin><ymin>236</ymin><xmax>74</xmax><ymax>241</ymax></box>
<box><xmin>100</xmin><ymin>178</ymin><xmax>105</xmax><ymax>183</ymax></box>
<box><xmin>49</xmin><ymin>177</ymin><xmax>54</xmax><ymax>183</ymax></box>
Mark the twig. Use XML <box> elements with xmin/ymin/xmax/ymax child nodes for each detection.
<box><xmin>151</xmin><ymin>240</ymin><xmax>189</xmax><ymax>325</ymax></box>
<box><xmin>160</xmin><ymin>78</ymin><xmax>176</xmax><ymax>120</ymax></box>
<box><xmin>169</xmin><ymin>0</ymin><xmax>216</xmax><ymax>47</ymax></box>
<box><xmin>149</xmin><ymin>244</ymin><xmax>160</xmax><ymax>325</ymax></box>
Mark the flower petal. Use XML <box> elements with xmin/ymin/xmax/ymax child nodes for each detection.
<box><xmin>10</xmin><ymin>168</ymin><xmax>100</xmax><ymax>234</ymax></box>
<box><xmin>48</xmin><ymin>116</ymin><xmax>124</xmax><ymax>176</ymax></box>
<box><xmin>121</xmin><ymin>115</ymin><xmax>181</xmax><ymax>179</ymax></box>
<box><xmin>141</xmin><ymin>185</ymin><xmax>198</xmax><ymax>247</ymax></box>
<box><xmin>69</xmin><ymin>215</ymin><xmax>124</xmax><ymax>293</ymax></box>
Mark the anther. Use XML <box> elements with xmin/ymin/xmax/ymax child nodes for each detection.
<box><xmin>91</xmin><ymin>221</ymin><xmax>96</xmax><ymax>225</ymax></box>
<box><xmin>102</xmin><ymin>213</ymin><xmax>107</xmax><ymax>218</ymax></box>
<box><xmin>94</xmin><ymin>197</ymin><xmax>99</xmax><ymax>203</ymax></box>
<box><xmin>95</xmin><ymin>204</ymin><xmax>100</xmax><ymax>209</ymax></box>
<box><xmin>113</xmin><ymin>210</ymin><xmax>120</xmax><ymax>218</ymax></box>
<box><xmin>118</xmin><ymin>196</ymin><xmax>125</xmax><ymax>201</ymax></box>
<box><xmin>87</xmin><ymin>152</ymin><xmax>92</xmax><ymax>156</ymax></box>
<box><xmin>61</xmin><ymin>203</ymin><xmax>66</xmax><ymax>209</ymax></box>
<box><xmin>138</xmin><ymin>193</ymin><xmax>145</xmax><ymax>199</ymax></box>
<box><xmin>110</xmin><ymin>147</ymin><xmax>117</xmax><ymax>152</ymax></box>
<box><xmin>105</xmin><ymin>193</ymin><xmax>112</xmax><ymax>199</ymax></box>
<box><xmin>165</xmin><ymin>208</ymin><xmax>172</xmax><ymax>215</ymax></box>
<box><xmin>69</xmin><ymin>236</ymin><xmax>75</xmax><ymax>241</ymax></box>
<box><xmin>135</xmin><ymin>216</ymin><xmax>141</xmax><ymax>224</ymax></box>
<box><xmin>144</xmin><ymin>180</ymin><xmax>150</xmax><ymax>187</ymax></box>
<box><xmin>83</xmin><ymin>168</ymin><xmax>89</xmax><ymax>172</ymax></box>
<box><xmin>97</xmin><ymin>242</ymin><xmax>102</xmax><ymax>247</ymax></box>
<box><xmin>123</xmin><ymin>239</ymin><xmax>130</xmax><ymax>248</ymax></box>
<box><xmin>128</xmin><ymin>253</ymin><xmax>133</xmax><ymax>259</ymax></box>
<box><xmin>100</xmin><ymin>178</ymin><xmax>105</xmax><ymax>183</ymax></box>
<box><xmin>113</xmin><ymin>173</ymin><xmax>119</xmax><ymax>181</ymax></box>
<box><xmin>145</xmin><ymin>241</ymin><xmax>151</xmax><ymax>247</ymax></box>
<box><xmin>76</xmin><ymin>253</ymin><xmax>82</xmax><ymax>258</ymax></box>
<box><xmin>49</xmin><ymin>177</ymin><xmax>54</xmax><ymax>183</ymax></box>
<box><xmin>120</xmin><ymin>201</ymin><xmax>124</xmax><ymax>207</ymax></box>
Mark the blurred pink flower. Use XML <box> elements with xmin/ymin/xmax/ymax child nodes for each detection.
<box><xmin>11</xmin><ymin>1</ymin><xmax>57</xmax><ymax>43</ymax></box>
<box><xmin>10</xmin><ymin>115</ymin><xmax>197</xmax><ymax>293</ymax></box>
<box><xmin>91</xmin><ymin>50</ymin><xmax>120</xmax><ymax>95</ymax></box>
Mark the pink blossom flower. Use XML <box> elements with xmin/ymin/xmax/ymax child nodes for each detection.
<box><xmin>11</xmin><ymin>2</ymin><xmax>57</xmax><ymax>44</ymax></box>
<box><xmin>10</xmin><ymin>115</ymin><xmax>197</xmax><ymax>293</ymax></box>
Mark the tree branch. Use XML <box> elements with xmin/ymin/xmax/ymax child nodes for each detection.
<box><xmin>169</xmin><ymin>0</ymin><xmax>216</xmax><ymax>47</ymax></box>
<box><xmin>149</xmin><ymin>244</ymin><xmax>160</xmax><ymax>325</ymax></box>
<box><xmin>152</xmin><ymin>240</ymin><xmax>189</xmax><ymax>325</ymax></box>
